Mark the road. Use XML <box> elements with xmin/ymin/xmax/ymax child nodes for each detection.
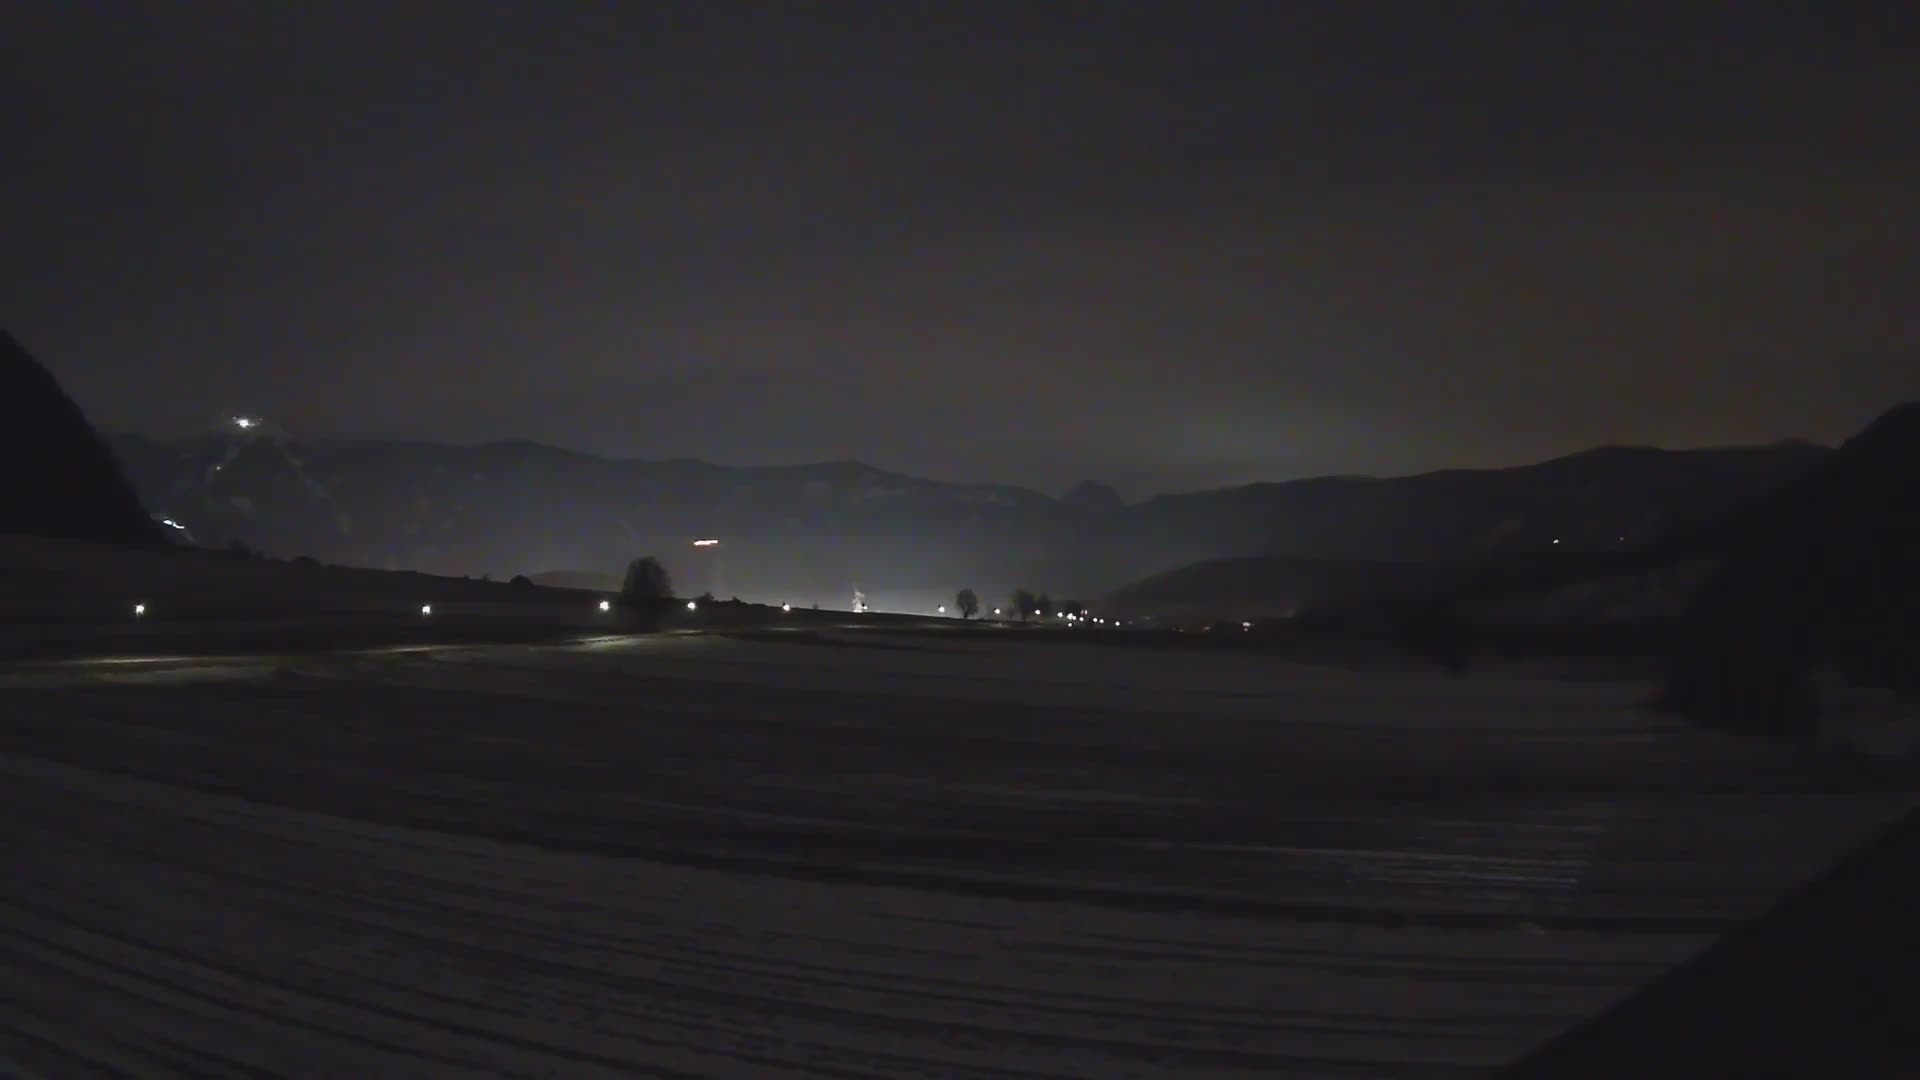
<box><xmin>2</xmin><ymin>631</ymin><xmax>1911</xmax><ymax>1076</ymax></box>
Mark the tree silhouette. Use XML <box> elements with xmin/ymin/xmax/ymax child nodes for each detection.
<box><xmin>1011</xmin><ymin>589</ymin><xmax>1037</xmax><ymax>622</ymax></box>
<box><xmin>619</xmin><ymin>555</ymin><xmax>672</xmax><ymax>605</ymax></box>
<box><xmin>956</xmin><ymin>588</ymin><xmax>979</xmax><ymax>620</ymax></box>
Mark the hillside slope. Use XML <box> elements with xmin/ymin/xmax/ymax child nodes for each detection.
<box><xmin>1103</xmin><ymin>557</ymin><xmax>1459</xmax><ymax>620</ymax></box>
<box><xmin>1663</xmin><ymin>402</ymin><xmax>1920</xmax><ymax>735</ymax></box>
<box><xmin>1</xmin><ymin>330</ymin><xmax>159</xmax><ymax>547</ymax></box>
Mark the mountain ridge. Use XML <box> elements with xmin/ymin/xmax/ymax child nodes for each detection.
<box><xmin>114</xmin><ymin>427</ymin><xmax>1837</xmax><ymax>506</ymax></box>
<box><xmin>106</xmin><ymin>425</ymin><xmax>1831</xmax><ymax>612</ymax></box>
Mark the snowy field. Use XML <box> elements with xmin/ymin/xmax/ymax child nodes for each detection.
<box><xmin>2</xmin><ymin>630</ymin><xmax>1914</xmax><ymax>1077</ymax></box>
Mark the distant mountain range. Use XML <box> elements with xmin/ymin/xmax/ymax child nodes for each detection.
<box><xmin>106</xmin><ymin>430</ymin><xmax>1828</xmax><ymax>612</ymax></box>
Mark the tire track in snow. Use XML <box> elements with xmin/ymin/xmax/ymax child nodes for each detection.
<box><xmin>3</xmin><ymin>637</ymin><xmax>1911</xmax><ymax>1076</ymax></box>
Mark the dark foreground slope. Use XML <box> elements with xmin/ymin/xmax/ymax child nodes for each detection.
<box><xmin>0</xmin><ymin>330</ymin><xmax>159</xmax><ymax>547</ymax></box>
<box><xmin>1661</xmin><ymin>403</ymin><xmax>1920</xmax><ymax>735</ymax></box>
<box><xmin>1505</xmin><ymin>801</ymin><xmax>1920</xmax><ymax>1078</ymax></box>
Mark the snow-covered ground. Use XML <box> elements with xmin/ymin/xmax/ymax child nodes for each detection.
<box><xmin>2</xmin><ymin>631</ymin><xmax>1913</xmax><ymax>1076</ymax></box>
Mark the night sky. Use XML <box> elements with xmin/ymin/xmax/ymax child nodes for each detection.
<box><xmin>6</xmin><ymin>2</ymin><xmax>1916</xmax><ymax>496</ymax></box>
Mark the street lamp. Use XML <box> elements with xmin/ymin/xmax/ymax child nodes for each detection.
<box><xmin>598</xmin><ymin>599</ymin><xmax>611</xmax><ymax>612</ymax></box>
<box><xmin>420</xmin><ymin>604</ymin><xmax>433</xmax><ymax>617</ymax></box>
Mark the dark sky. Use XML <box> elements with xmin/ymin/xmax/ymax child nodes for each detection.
<box><xmin>5</xmin><ymin>2</ymin><xmax>1916</xmax><ymax>496</ymax></box>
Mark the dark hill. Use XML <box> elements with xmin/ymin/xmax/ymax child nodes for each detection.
<box><xmin>0</xmin><ymin>330</ymin><xmax>159</xmax><ymax>547</ymax></box>
<box><xmin>1097</xmin><ymin>443</ymin><xmax>1823</xmax><ymax>624</ymax></box>
<box><xmin>1662</xmin><ymin>402</ymin><xmax>1920</xmax><ymax>735</ymax></box>
<box><xmin>1103</xmin><ymin>557</ymin><xmax>1460</xmax><ymax>620</ymax></box>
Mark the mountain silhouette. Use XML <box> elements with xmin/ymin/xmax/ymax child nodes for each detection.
<box><xmin>1663</xmin><ymin>403</ymin><xmax>1920</xmax><ymax>735</ymax></box>
<box><xmin>108</xmin><ymin>431</ymin><xmax>1823</xmax><ymax>607</ymax></box>
<box><xmin>1</xmin><ymin>329</ymin><xmax>160</xmax><ymax>547</ymax></box>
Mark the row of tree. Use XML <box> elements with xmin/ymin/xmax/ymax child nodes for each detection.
<box><xmin>947</xmin><ymin>588</ymin><xmax>1072</xmax><ymax>622</ymax></box>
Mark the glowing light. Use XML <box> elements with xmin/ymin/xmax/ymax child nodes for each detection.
<box><xmin>1551</xmin><ymin>538</ymin><xmax>1561</xmax><ymax>545</ymax></box>
<box><xmin>1242</xmin><ymin>621</ymin><xmax>1252</xmax><ymax>630</ymax></box>
<box><xmin>781</xmin><ymin>603</ymin><xmax>791</xmax><ymax>612</ymax></box>
<box><xmin>598</xmin><ymin>599</ymin><xmax>611</xmax><ymax>612</ymax></box>
<box><xmin>133</xmin><ymin>603</ymin><xmax>146</xmax><ymax>617</ymax></box>
<box><xmin>686</xmin><ymin>600</ymin><xmax>698</xmax><ymax>611</ymax></box>
<box><xmin>160</xmin><ymin>518</ymin><xmax>185</xmax><ymax>530</ymax></box>
<box><xmin>420</xmin><ymin>604</ymin><xmax>432</xmax><ymax>616</ymax></box>
<box><xmin>992</xmin><ymin>607</ymin><xmax>1001</xmax><ymax>616</ymax></box>
<box><xmin>233</xmin><ymin>416</ymin><xmax>256</xmax><ymax>429</ymax></box>
<box><xmin>692</xmin><ymin>538</ymin><xmax>720</xmax><ymax>547</ymax></box>
<box><xmin>937</xmin><ymin>605</ymin><xmax>946</xmax><ymax>614</ymax></box>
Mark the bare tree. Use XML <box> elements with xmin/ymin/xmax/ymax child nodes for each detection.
<box><xmin>956</xmin><ymin>588</ymin><xmax>979</xmax><ymax>620</ymax></box>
